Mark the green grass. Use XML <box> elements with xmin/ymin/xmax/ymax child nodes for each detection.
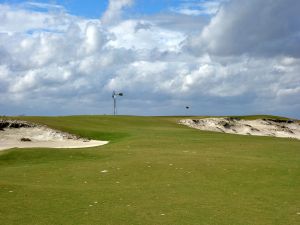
<box><xmin>0</xmin><ymin>115</ymin><xmax>299</xmax><ymax>225</ymax></box>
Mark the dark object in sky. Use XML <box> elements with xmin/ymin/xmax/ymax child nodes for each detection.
<box><xmin>20</xmin><ymin>137</ymin><xmax>31</xmax><ymax>142</ymax></box>
<box><xmin>186</xmin><ymin>106</ymin><xmax>190</xmax><ymax>109</ymax></box>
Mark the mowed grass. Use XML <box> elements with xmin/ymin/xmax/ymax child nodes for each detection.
<box><xmin>0</xmin><ymin>115</ymin><xmax>299</xmax><ymax>225</ymax></box>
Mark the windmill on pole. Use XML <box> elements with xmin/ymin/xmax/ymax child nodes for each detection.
<box><xmin>112</xmin><ymin>91</ymin><xmax>123</xmax><ymax>115</ymax></box>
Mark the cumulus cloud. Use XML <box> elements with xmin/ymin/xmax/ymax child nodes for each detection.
<box><xmin>0</xmin><ymin>3</ymin><xmax>72</xmax><ymax>34</ymax></box>
<box><xmin>187</xmin><ymin>0</ymin><xmax>300</xmax><ymax>57</ymax></box>
<box><xmin>101</xmin><ymin>0</ymin><xmax>133</xmax><ymax>25</ymax></box>
<box><xmin>0</xmin><ymin>1</ymin><xmax>299</xmax><ymax>117</ymax></box>
<box><xmin>106</xmin><ymin>20</ymin><xmax>186</xmax><ymax>51</ymax></box>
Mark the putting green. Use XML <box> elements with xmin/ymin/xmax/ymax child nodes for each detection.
<box><xmin>0</xmin><ymin>115</ymin><xmax>299</xmax><ymax>225</ymax></box>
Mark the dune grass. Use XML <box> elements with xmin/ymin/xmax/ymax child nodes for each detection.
<box><xmin>0</xmin><ymin>115</ymin><xmax>299</xmax><ymax>225</ymax></box>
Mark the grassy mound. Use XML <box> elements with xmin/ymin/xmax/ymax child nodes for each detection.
<box><xmin>0</xmin><ymin>116</ymin><xmax>299</xmax><ymax>225</ymax></box>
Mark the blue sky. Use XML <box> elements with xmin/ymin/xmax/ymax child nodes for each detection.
<box><xmin>0</xmin><ymin>0</ymin><xmax>109</xmax><ymax>18</ymax></box>
<box><xmin>0</xmin><ymin>0</ymin><xmax>299</xmax><ymax>117</ymax></box>
<box><xmin>0</xmin><ymin>0</ymin><xmax>185</xmax><ymax>18</ymax></box>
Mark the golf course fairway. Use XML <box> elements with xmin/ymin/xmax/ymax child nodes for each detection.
<box><xmin>0</xmin><ymin>115</ymin><xmax>299</xmax><ymax>225</ymax></box>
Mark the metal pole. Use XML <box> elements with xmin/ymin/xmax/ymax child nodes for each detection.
<box><xmin>114</xmin><ymin>96</ymin><xmax>116</xmax><ymax>115</ymax></box>
<box><xmin>112</xmin><ymin>91</ymin><xmax>116</xmax><ymax>116</ymax></box>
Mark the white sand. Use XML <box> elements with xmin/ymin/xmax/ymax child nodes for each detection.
<box><xmin>0</xmin><ymin>125</ymin><xmax>108</xmax><ymax>151</ymax></box>
<box><xmin>179</xmin><ymin>118</ymin><xmax>300</xmax><ymax>140</ymax></box>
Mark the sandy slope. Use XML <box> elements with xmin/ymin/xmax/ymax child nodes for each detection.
<box><xmin>0</xmin><ymin>121</ymin><xmax>108</xmax><ymax>151</ymax></box>
<box><xmin>179</xmin><ymin>118</ymin><xmax>300</xmax><ymax>140</ymax></box>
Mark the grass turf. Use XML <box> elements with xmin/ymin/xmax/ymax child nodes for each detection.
<box><xmin>0</xmin><ymin>115</ymin><xmax>299</xmax><ymax>225</ymax></box>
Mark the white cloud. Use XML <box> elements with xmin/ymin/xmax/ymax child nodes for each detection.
<box><xmin>0</xmin><ymin>3</ymin><xmax>73</xmax><ymax>34</ymax></box>
<box><xmin>0</xmin><ymin>1</ymin><xmax>299</xmax><ymax>117</ymax></box>
<box><xmin>171</xmin><ymin>0</ymin><xmax>225</xmax><ymax>16</ymax></box>
<box><xmin>106</xmin><ymin>20</ymin><xmax>185</xmax><ymax>51</ymax></box>
<box><xmin>82</xmin><ymin>22</ymin><xmax>106</xmax><ymax>54</ymax></box>
<box><xmin>101</xmin><ymin>0</ymin><xmax>133</xmax><ymax>25</ymax></box>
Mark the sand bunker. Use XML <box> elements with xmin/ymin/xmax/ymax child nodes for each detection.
<box><xmin>179</xmin><ymin>117</ymin><xmax>300</xmax><ymax>140</ymax></box>
<box><xmin>0</xmin><ymin>120</ymin><xmax>108</xmax><ymax>151</ymax></box>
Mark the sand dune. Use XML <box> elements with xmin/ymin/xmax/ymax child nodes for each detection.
<box><xmin>0</xmin><ymin>120</ymin><xmax>108</xmax><ymax>151</ymax></box>
<box><xmin>179</xmin><ymin>117</ymin><xmax>300</xmax><ymax>140</ymax></box>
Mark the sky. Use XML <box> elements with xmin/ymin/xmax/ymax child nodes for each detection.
<box><xmin>0</xmin><ymin>0</ymin><xmax>299</xmax><ymax>117</ymax></box>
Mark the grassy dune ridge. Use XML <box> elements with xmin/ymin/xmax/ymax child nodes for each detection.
<box><xmin>0</xmin><ymin>115</ymin><xmax>299</xmax><ymax>225</ymax></box>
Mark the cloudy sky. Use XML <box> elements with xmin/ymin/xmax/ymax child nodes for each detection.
<box><xmin>0</xmin><ymin>0</ymin><xmax>299</xmax><ymax>117</ymax></box>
